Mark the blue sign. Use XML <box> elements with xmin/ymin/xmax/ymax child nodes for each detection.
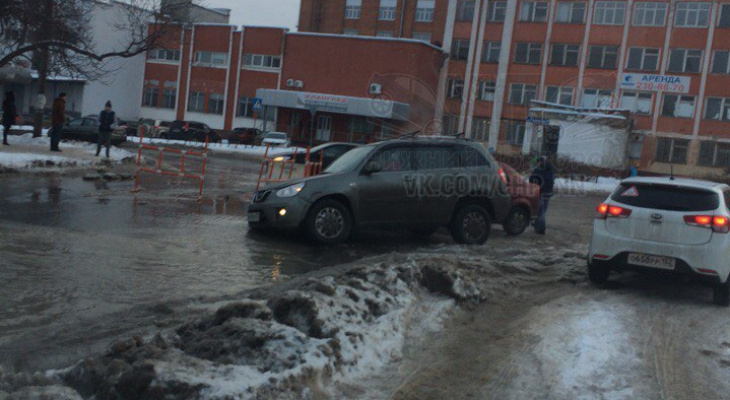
<box><xmin>252</xmin><ymin>97</ymin><xmax>263</xmax><ymax>112</ymax></box>
<box><xmin>527</xmin><ymin>116</ymin><xmax>550</xmax><ymax>125</ymax></box>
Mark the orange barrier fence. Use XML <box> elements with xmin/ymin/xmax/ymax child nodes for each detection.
<box><xmin>255</xmin><ymin>145</ymin><xmax>325</xmax><ymax>191</ymax></box>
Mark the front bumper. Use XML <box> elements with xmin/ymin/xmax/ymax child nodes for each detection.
<box><xmin>247</xmin><ymin>194</ymin><xmax>311</xmax><ymax>230</ymax></box>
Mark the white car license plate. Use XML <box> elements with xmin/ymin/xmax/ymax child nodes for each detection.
<box><xmin>628</xmin><ymin>253</ymin><xmax>676</xmax><ymax>270</ymax></box>
<box><xmin>248</xmin><ymin>212</ymin><xmax>261</xmax><ymax>223</ymax></box>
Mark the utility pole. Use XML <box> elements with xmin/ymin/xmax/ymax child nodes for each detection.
<box><xmin>33</xmin><ymin>0</ymin><xmax>53</xmax><ymax>138</ymax></box>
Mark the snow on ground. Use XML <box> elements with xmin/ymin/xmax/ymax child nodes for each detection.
<box><xmin>129</xmin><ymin>136</ymin><xmax>294</xmax><ymax>157</ymax></box>
<box><xmin>554</xmin><ymin>176</ymin><xmax>620</xmax><ymax>194</ymax></box>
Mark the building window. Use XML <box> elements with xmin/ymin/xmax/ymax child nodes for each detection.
<box><xmin>556</xmin><ymin>1</ymin><xmax>586</xmax><ymax>23</ymax></box>
<box><xmin>142</xmin><ymin>87</ymin><xmax>159</xmax><ymax>107</ymax></box>
<box><xmin>626</xmin><ymin>48</ymin><xmax>660</xmax><ymax>71</ymax></box>
<box><xmin>545</xmin><ymin>86</ymin><xmax>574</xmax><ymax>105</ymax></box>
<box><xmin>456</xmin><ymin>0</ymin><xmax>476</xmax><ymax>21</ymax></box>
<box><xmin>514</xmin><ymin>42</ymin><xmax>543</xmax><ymax>64</ymax></box>
<box><xmin>582</xmin><ymin>89</ymin><xmax>613</xmax><ymax>108</ymax></box>
<box><xmin>699</xmin><ymin>141</ymin><xmax>730</xmax><ymax>167</ymax></box>
<box><xmin>478</xmin><ymin>80</ymin><xmax>496</xmax><ymax>101</ymax></box>
<box><xmin>662</xmin><ymin>94</ymin><xmax>695</xmax><ymax>118</ymax></box>
<box><xmin>674</xmin><ymin>2</ymin><xmax>711</xmax><ymax>27</ymax></box>
<box><xmin>194</xmin><ymin>51</ymin><xmax>228</xmax><ymax>67</ymax></box>
<box><xmin>488</xmin><ymin>1</ymin><xmax>508</xmax><ymax>21</ymax></box>
<box><xmin>667</xmin><ymin>49</ymin><xmax>702</xmax><ymax>73</ymax></box>
<box><xmin>506</xmin><ymin>122</ymin><xmax>526</xmax><ymax>146</ymax></box>
<box><xmin>412</xmin><ymin>32</ymin><xmax>432</xmax><ymax>41</ymax></box>
<box><xmin>237</xmin><ymin>96</ymin><xmax>254</xmax><ymax>118</ymax></box>
<box><xmin>188</xmin><ymin>92</ymin><xmax>205</xmax><ymax>113</ymax></box>
<box><xmin>712</xmin><ymin>50</ymin><xmax>730</xmax><ymax>74</ymax></box>
<box><xmin>451</xmin><ymin>39</ymin><xmax>471</xmax><ymax>60</ymax></box>
<box><xmin>448</xmin><ymin>78</ymin><xmax>464</xmax><ymax>98</ymax></box>
<box><xmin>587</xmin><ymin>45</ymin><xmax>619</xmax><ymax>68</ymax></box>
<box><xmin>376</xmin><ymin>30</ymin><xmax>394</xmax><ymax>37</ymax></box>
<box><xmin>520</xmin><ymin>1</ymin><xmax>549</xmax><ymax>21</ymax></box>
<box><xmin>655</xmin><ymin>137</ymin><xmax>689</xmax><ymax>164</ymax></box>
<box><xmin>632</xmin><ymin>2</ymin><xmax>667</xmax><ymax>26</ymax></box>
<box><xmin>550</xmin><ymin>44</ymin><xmax>580</xmax><ymax>66</ymax></box>
<box><xmin>345</xmin><ymin>0</ymin><xmax>361</xmax><ymax>19</ymax></box>
<box><xmin>509</xmin><ymin>83</ymin><xmax>538</xmax><ymax>105</ymax></box>
<box><xmin>243</xmin><ymin>54</ymin><xmax>281</xmax><ymax>70</ymax></box>
<box><xmin>379</xmin><ymin>0</ymin><xmax>397</xmax><ymax>20</ymax></box>
<box><xmin>705</xmin><ymin>97</ymin><xmax>730</xmax><ymax>121</ymax></box>
<box><xmin>148</xmin><ymin>48</ymin><xmax>181</xmax><ymax>62</ymax></box>
<box><xmin>620</xmin><ymin>91</ymin><xmax>652</xmax><ymax>114</ymax></box>
<box><xmin>443</xmin><ymin>114</ymin><xmax>460</xmax><ymax>135</ymax></box>
<box><xmin>344</xmin><ymin>29</ymin><xmax>359</xmax><ymax>36</ymax></box>
<box><xmin>472</xmin><ymin>117</ymin><xmax>489</xmax><ymax>140</ymax></box>
<box><xmin>481</xmin><ymin>41</ymin><xmax>501</xmax><ymax>63</ymax></box>
<box><xmin>720</xmin><ymin>4</ymin><xmax>730</xmax><ymax>27</ymax></box>
<box><xmin>594</xmin><ymin>1</ymin><xmax>626</xmax><ymax>25</ymax></box>
<box><xmin>415</xmin><ymin>0</ymin><xmax>435</xmax><ymax>22</ymax></box>
<box><xmin>162</xmin><ymin>89</ymin><xmax>176</xmax><ymax>109</ymax></box>
<box><xmin>207</xmin><ymin>93</ymin><xmax>224</xmax><ymax>115</ymax></box>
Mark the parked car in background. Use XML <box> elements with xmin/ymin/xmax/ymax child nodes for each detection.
<box><xmin>117</xmin><ymin>119</ymin><xmax>140</xmax><ymax>137</ymax></box>
<box><xmin>165</xmin><ymin>120</ymin><xmax>221</xmax><ymax>143</ymax></box>
<box><xmin>588</xmin><ymin>177</ymin><xmax>730</xmax><ymax>306</ymax></box>
<box><xmin>261</xmin><ymin>132</ymin><xmax>290</xmax><ymax>147</ymax></box>
<box><xmin>228</xmin><ymin>127</ymin><xmax>262</xmax><ymax>145</ymax></box>
<box><xmin>499</xmin><ymin>163</ymin><xmax>540</xmax><ymax>235</ymax></box>
<box><xmin>277</xmin><ymin>142</ymin><xmax>361</xmax><ymax>172</ymax></box>
<box><xmin>137</xmin><ymin>119</ymin><xmax>171</xmax><ymax>138</ymax></box>
<box><xmin>60</xmin><ymin>116</ymin><xmax>127</xmax><ymax>145</ymax></box>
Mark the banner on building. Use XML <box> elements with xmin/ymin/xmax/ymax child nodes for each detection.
<box><xmin>297</xmin><ymin>93</ymin><xmax>349</xmax><ymax>113</ymax></box>
<box><xmin>620</xmin><ymin>73</ymin><xmax>690</xmax><ymax>94</ymax></box>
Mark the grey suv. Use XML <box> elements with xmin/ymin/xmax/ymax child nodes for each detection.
<box><xmin>247</xmin><ymin>137</ymin><xmax>512</xmax><ymax>245</ymax></box>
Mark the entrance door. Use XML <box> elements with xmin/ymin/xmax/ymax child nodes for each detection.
<box><xmin>290</xmin><ymin>112</ymin><xmax>302</xmax><ymax>139</ymax></box>
<box><xmin>542</xmin><ymin>125</ymin><xmax>560</xmax><ymax>155</ymax></box>
<box><xmin>316</xmin><ymin>116</ymin><xmax>332</xmax><ymax>142</ymax></box>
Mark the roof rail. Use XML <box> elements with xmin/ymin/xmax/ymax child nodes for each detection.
<box><xmin>398</xmin><ymin>130</ymin><xmax>421</xmax><ymax>139</ymax></box>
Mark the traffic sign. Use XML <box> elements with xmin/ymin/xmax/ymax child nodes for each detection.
<box><xmin>252</xmin><ymin>97</ymin><xmax>263</xmax><ymax>112</ymax></box>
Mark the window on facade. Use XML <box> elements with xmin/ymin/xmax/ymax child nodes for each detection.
<box><xmin>194</xmin><ymin>51</ymin><xmax>228</xmax><ymax>67</ymax></box>
<box><xmin>243</xmin><ymin>54</ymin><xmax>281</xmax><ymax>70</ymax></box>
<box><xmin>556</xmin><ymin>2</ymin><xmax>586</xmax><ymax>23</ymax></box>
<box><xmin>488</xmin><ymin>1</ymin><xmax>508</xmax><ymax>21</ymax></box>
<box><xmin>412</xmin><ymin>32</ymin><xmax>432</xmax><ymax>41</ymax></box>
<box><xmin>509</xmin><ymin>83</ymin><xmax>538</xmax><ymax>105</ymax></box>
<box><xmin>720</xmin><ymin>4</ymin><xmax>730</xmax><ymax>27</ymax></box>
<box><xmin>655</xmin><ymin>137</ymin><xmax>689</xmax><ymax>164</ymax></box>
<box><xmin>621</xmin><ymin>91</ymin><xmax>652</xmax><ymax>114</ymax></box>
<box><xmin>520</xmin><ymin>1</ymin><xmax>549</xmax><ymax>21</ymax></box>
<box><xmin>667</xmin><ymin>49</ymin><xmax>702</xmax><ymax>73</ymax></box>
<box><xmin>263</xmin><ymin>106</ymin><xmax>276</xmax><ymax>122</ymax></box>
<box><xmin>448</xmin><ymin>78</ymin><xmax>465</xmax><ymax>98</ymax></box>
<box><xmin>705</xmin><ymin>97</ymin><xmax>730</xmax><ymax>121</ymax></box>
<box><xmin>207</xmin><ymin>94</ymin><xmax>224</xmax><ymax>115</ymax></box>
<box><xmin>344</xmin><ymin>29</ymin><xmax>359</xmax><ymax>36</ymax></box>
<box><xmin>674</xmin><ymin>2</ymin><xmax>711</xmax><ymax>27</ymax></box>
<box><xmin>345</xmin><ymin>0</ymin><xmax>361</xmax><ymax>19</ymax></box>
<box><xmin>456</xmin><ymin>0</ymin><xmax>476</xmax><ymax>21</ymax></box>
<box><xmin>545</xmin><ymin>86</ymin><xmax>574</xmax><ymax>105</ymax></box>
<box><xmin>443</xmin><ymin>114</ymin><xmax>460</xmax><ymax>135</ymax></box>
<box><xmin>514</xmin><ymin>42</ymin><xmax>543</xmax><ymax>64</ymax></box>
<box><xmin>594</xmin><ymin>1</ymin><xmax>626</xmax><ymax>25</ymax></box>
<box><xmin>471</xmin><ymin>118</ymin><xmax>489</xmax><ymax>140</ymax></box>
<box><xmin>478</xmin><ymin>80</ymin><xmax>496</xmax><ymax>101</ymax></box>
<box><xmin>582</xmin><ymin>89</ymin><xmax>613</xmax><ymax>108</ymax></box>
<box><xmin>376</xmin><ymin>30</ymin><xmax>394</xmax><ymax>37</ymax></box>
<box><xmin>142</xmin><ymin>87</ymin><xmax>159</xmax><ymax>107</ymax></box>
<box><xmin>662</xmin><ymin>94</ymin><xmax>695</xmax><ymax>118</ymax></box>
<box><xmin>506</xmin><ymin>122</ymin><xmax>526</xmax><ymax>146</ymax></box>
<box><xmin>632</xmin><ymin>2</ymin><xmax>667</xmax><ymax>26</ymax></box>
<box><xmin>699</xmin><ymin>141</ymin><xmax>730</xmax><ymax>167</ymax></box>
<box><xmin>415</xmin><ymin>0</ymin><xmax>435</xmax><ymax>22</ymax></box>
<box><xmin>626</xmin><ymin>48</ymin><xmax>660</xmax><ymax>71</ymax></box>
<box><xmin>451</xmin><ymin>39</ymin><xmax>471</xmax><ymax>60</ymax></box>
<box><xmin>237</xmin><ymin>96</ymin><xmax>255</xmax><ymax>118</ymax></box>
<box><xmin>188</xmin><ymin>92</ymin><xmax>205</xmax><ymax>113</ymax></box>
<box><xmin>712</xmin><ymin>50</ymin><xmax>730</xmax><ymax>74</ymax></box>
<box><xmin>550</xmin><ymin>44</ymin><xmax>580</xmax><ymax>66</ymax></box>
<box><xmin>483</xmin><ymin>41</ymin><xmax>501</xmax><ymax>62</ymax></box>
<box><xmin>587</xmin><ymin>45</ymin><xmax>619</xmax><ymax>68</ymax></box>
<box><xmin>379</xmin><ymin>0</ymin><xmax>397</xmax><ymax>20</ymax></box>
<box><xmin>148</xmin><ymin>49</ymin><xmax>181</xmax><ymax>62</ymax></box>
<box><xmin>162</xmin><ymin>89</ymin><xmax>176</xmax><ymax>109</ymax></box>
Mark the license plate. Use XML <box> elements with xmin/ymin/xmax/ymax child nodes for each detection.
<box><xmin>247</xmin><ymin>212</ymin><xmax>261</xmax><ymax>223</ymax></box>
<box><xmin>628</xmin><ymin>253</ymin><xmax>676</xmax><ymax>270</ymax></box>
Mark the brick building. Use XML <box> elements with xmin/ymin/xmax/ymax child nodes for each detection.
<box><xmin>299</xmin><ymin>0</ymin><xmax>730</xmax><ymax>176</ymax></box>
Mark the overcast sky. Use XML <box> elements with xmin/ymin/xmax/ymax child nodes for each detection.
<box><xmin>200</xmin><ymin>0</ymin><xmax>302</xmax><ymax>30</ymax></box>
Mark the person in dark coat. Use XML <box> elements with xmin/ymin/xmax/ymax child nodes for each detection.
<box><xmin>2</xmin><ymin>91</ymin><xmax>17</xmax><ymax>146</ymax></box>
<box><xmin>529</xmin><ymin>156</ymin><xmax>555</xmax><ymax>235</ymax></box>
<box><xmin>50</xmin><ymin>93</ymin><xmax>67</xmax><ymax>152</ymax></box>
<box><xmin>97</xmin><ymin>101</ymin><xmax>115</xmax><ymax>158</ymax></box>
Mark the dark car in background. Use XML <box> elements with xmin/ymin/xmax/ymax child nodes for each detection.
<box><xmin>499</xmin><ymin>163</ymin><xmax>540</xmax><ymax>235</ymax></box>
<box><xmin>60</xmin><ymin>116</ymin><xmax>127</xmax><ymax>145</ymax></box>
<box><xmin>277</xmin><ymin>142</ymin><xmax>361</xmax><ymax>172</ymax></box>
<box><xmin>228</xmin><ymin>127</ymin><xmax>262</xmax><ymax>145</ymax></box>
<box><xmin>165</xmin><ymin>120</ymin><xmax>221</xmax><ymax>143</ymax></box>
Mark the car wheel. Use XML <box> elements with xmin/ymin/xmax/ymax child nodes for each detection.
<box><xmin>410</xmin><ymin>226</ymin><xmax>439</xmax><ymax>237</ymax></box>
<box><xmin>588</xmin><ymin>263</ymin><xmax>610</xmax><ymax>285</ymax></box>
<box><xmin>503</xmin><ymin>206</ymin><xmax>530</xmax><ymax>236</ymax></box>
<box><xmin>450</xmin><ymin>204</ymin><xmax>491</xmax><ymax>245</ymax></box>
<box><xmin>305</xmin><ymin>199</ymin><xmax>352</xmax><ymax>245</ymax></box>
<box><xmin>161</xmin><ymin>134</ymin><xmax>168</xmax><ymax>140</ymax></box>
<box><xmin>713</xmin><ymin>280</ymin><xmax>730</xmax><ymax>307</ymax></box>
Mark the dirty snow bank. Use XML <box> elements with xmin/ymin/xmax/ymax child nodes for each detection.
<box><xmin>554</xmin><ymin>177</ymin><xmax>620</xmax><ymax>194</ymax></box>
<box><xmin>130</xmin><ymin>136</ymin><xmax>293</xmax><ymax>157</ymax></box>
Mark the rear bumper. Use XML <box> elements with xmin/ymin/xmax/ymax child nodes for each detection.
<box><xmin>590</xmin><ymin>252</ymin><xmax>722</xmax><ymax>285</ymax></box>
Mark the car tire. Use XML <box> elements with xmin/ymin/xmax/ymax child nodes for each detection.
<box><xmin>588</xmin><ymin>263</ymin><xmax>610</xmax><ymax>285</ymax></box>
<box><xmin>161</xmin><ymin>134</ymin><xmax>168</xmax><ymax>140</ymax></box>
<box><xmin>503</xmin><ymin>206</ymin><xmax>530</xmax><ymax>236</ymax></box>
<box><xmin>410</xmin><ymin>226</ymin><xmax>439</xmax><ymax>237</ymax></box>
<box><xmin>305</xmin><ymin>199</ymin><xmax>352</xmax><ymax>245</ymax></box>
<box><xmin>450</xmin><ymin>204</ymin><xmax>491</xmax><ymax>245</ymax></box>
<box><xmin>713</xmin><ymin>280</ymin><xmax>730</xmax><ymax>307</ymax></box>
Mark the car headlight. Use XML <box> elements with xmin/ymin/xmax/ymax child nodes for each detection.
<box><xmin>276</xmin><ymin>182</ymin><xmax>305</xmax><ymax>198</ymax></box>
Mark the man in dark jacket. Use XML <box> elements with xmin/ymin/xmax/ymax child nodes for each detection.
<box><xmin>2</xmin><ymin>91</ymin><xmax>17</xmax><ymax>146</ymax></box>
<box><xmin>96</xmin><ymin>101</ymin><xmax>115</xmax><ymax>158</ymax></box>
<box><xmin>50</xmin><ymin>93</ymin><xmax>67</xmax><ymax>152</ymax></box>
<box><xmin>529</xmin><ymin>156</ymin><xmax>555</xmax><ymax>235</ymax></box>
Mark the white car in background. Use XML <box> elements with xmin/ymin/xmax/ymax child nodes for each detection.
<box><xmin>261</xmin><ymin>132</ymin><xmax>291</xmax><ymax>147</ymax></box>
<box><xmin>588</xmin><ymin>177</ymin><xmax>730</xmax><ymax>306</ymax></box>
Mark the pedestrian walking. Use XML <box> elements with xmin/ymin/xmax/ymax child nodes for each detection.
<box><xmin>2</xmin><ymin>91</ymin><xmax>17</xmax><ymax>146</ymax></box>
<box><xmin>50</xmin><ymin>93</ymin><xmax>67</xmax><ymax>152</ymax></box>
<box><xmin>629</xmin><ymin>162</ymin><xmax>639</xmax><ymax>177</ymax></box>
<box><xmin>529</xmin><ymin>156</ymin><xmax>555</xmax><ymax>235</ymax></box>
<box><xmin>96</xmin><ymin>101</ymin><xmax>115</xmax><ymax>158</ymax></box>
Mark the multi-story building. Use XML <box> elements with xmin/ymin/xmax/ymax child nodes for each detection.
<box><xmin>299</xmin><ymin>0</ymin><xmax>730</xmax><ymax>176</ymax></box>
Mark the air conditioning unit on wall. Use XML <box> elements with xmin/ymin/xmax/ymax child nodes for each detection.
<box><xmin>369</xmin><ymin>83</ymin><xmax>382</xmax><ymax>94</ymax></box>
<box><xmin>294</xmin><ymin>80</ymin><xmax>304</xmax><ymax>88</ymax></box>
<box><xmin>286</xmin><ymin>79</ymin><xmax>295</xmax><ymax>87</ymax></box>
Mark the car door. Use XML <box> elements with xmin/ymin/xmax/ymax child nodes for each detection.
<box><xmin>355</xmin><ymin>144</ymin><xmax>416</xmax><ymax>226</ymax></box>
<box><xmin>62</xmin><ymin>118</ymin><xmax>83</xmax><ymax>140</ymax></box>
<box><xmin>413</xmin><ymin>144</ymin><xmax>460</xmax><ymax>224</ymax></box>
<box><xmin>82</xmin><ymin>118</ymin><xmax>98</xmax><ymax>142</ymax></box>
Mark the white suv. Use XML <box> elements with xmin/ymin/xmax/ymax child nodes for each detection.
<box><xmin>588</xmin><ymin>177</ymin><xmax>730</xmax><ymax>306</ymax></box>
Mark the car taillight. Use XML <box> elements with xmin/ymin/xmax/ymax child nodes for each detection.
<box><xmin>498</xmin><ymin>168</ymin><xmax>507</xmax><ymax>184</ymax></box>
<box><xmin>684</xmin><ymin>215</ymin><xmax>730</xmax><ymax>233</ymax></box>
<box><xmin>596</xmin><ymin>203</ymin><xmax>632</xmax><ymax>219</ymax></box>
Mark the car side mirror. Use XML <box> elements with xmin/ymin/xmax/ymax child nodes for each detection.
<box><xmin>363</xmin><ymin>161</ymin><xmax>382</xmax><ymax>175</ymax></box>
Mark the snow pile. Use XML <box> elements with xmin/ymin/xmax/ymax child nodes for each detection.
<box><xmin>554</xmin><ymin>176</ymin><xmax>620</xmax><ymax>194</ymax></box>
<box><xmin>0</xmin><ymin>152</ymin><xmax>79</xmax><ymax>169</ymax></box>
<box><xmin>129</xmin><ymin>136</ymin><xmax>294</xmax><ymax>157</ymax></box>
